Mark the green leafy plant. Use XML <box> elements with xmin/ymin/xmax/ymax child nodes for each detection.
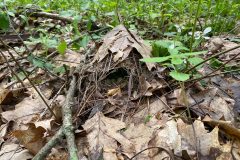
<box><xmin>27</xmin><ymin>54</ymin><xmax>66</xmax><ymax>74</ymax></box>
<box><xmin>144</xmin><ymin>115</ymin><xmax>152</xmax><ymax>124</ymax></box>
<box><xmin>141</xmin><ymin>40</ymin><xmax>205</xmax><ymax>81</ymax></box>
<box><xmin>0</xmin><ymin>12</ymin><xmax>10</xmax><ymax>32</ymax></box>
<box><xmin>57</xmin><ymin>40</ymin><xmax>67</xmax><ymax>55</ymax></box>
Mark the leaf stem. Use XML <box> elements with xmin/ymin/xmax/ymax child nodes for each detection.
<box><xmin>189</xmin><ymin>0</ymin><xmax>202</xmax><ymax>52</ymax></box>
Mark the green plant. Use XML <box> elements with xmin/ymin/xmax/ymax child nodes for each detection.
<box><xmin>144</xmin><ymin>115</ymin><xmax>152</xmax><ymax>124</ymax></box>
<box><xmin>0</xmin><ymin>11</ymin><xmax>10</xmax><ymax>32</ymax></box>
<box><xmin>141</xmin><ymin>40</ymin><xmax>205</xmax><ymax>81</ymax></box>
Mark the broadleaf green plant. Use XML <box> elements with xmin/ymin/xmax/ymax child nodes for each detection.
<box><xmin>140</xmin><ymin>40</ymin><xmax>206</xmax><ymax>82</ymax></box>
<box><xmin>0</xmin><ymin>12</ymin><xmax>10</xmax><ymax>31</ymax></box>
<box><xmin>57</xmin><ymin>40</ymin><xmax>67</xmax><ymax>55</ymax></box>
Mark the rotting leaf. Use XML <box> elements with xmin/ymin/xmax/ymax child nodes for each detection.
<box><xmin>12</xmin><ymin>123</ymin><xmax>46</xmax><ymax>155</ymax></box>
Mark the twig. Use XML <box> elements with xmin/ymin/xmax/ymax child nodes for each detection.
<box><xmin>187</xmin><ymin>52</ymin><xmax>240</xmax><ymax>85</ymax></box>
<box><xmin>29</xmin><ymin>11</ymin><xmax>74</xmax><ymax>23</ymax></box>
<box><xmin>186</xmin><ymin>45</ymin><xmax>240</xmax><ymax>73</ymax></box>
<box><xmin>128</xmin><ymin>146</ymin><xmax>175</xmax><ymax>160</ymax></box>
<box><xmin>32</xmin><ymin>127</ymin><xmax>64</xmax><ymax>160</ymax></box>
<box><xmin>62</xmin><ymin>70</ymin><xmax>79</xmax><ymax>160</ymax></box>
<box><xmin>33</xmin><ymin>65</ymin><xmax>83</xmax><ymax>160</ymax></box>
<box><xmin>0</xmin><ymin>50</ymin><xmax>25</xmax><ymax>87</ymax></box>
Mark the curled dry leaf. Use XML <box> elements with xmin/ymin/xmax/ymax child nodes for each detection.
<box><xmin>12</xmin><ymin>123</ymin><xmax>46</xmax><ymax>155</ymax></box>
<box><xmin>107</xmin><ymin>87</ymin><xmax>121</xmax><ymax>96</ymax></box>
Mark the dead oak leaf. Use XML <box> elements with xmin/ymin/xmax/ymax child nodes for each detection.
<box><xmin>12</xmin><ymin>123</ymin><xmax>46</xmax><ymax>155</ymax></box>
<box><xmin>203</xmin><ymin>115</ymin><xmax>240</xmax><ymax>139</ymax></box>
<box><xmin>1</xmin><ymin>96</ymin><xmax>46</xmax><ymax>124</ymax></box>
<box><xmin>122</xmin><ymin>123</ymin><xmax>154</xmax><ymax>159</ymax></box>
<box><xmin>177</xmin><ymin>118</ymin><xmax>221</xmax><ymax>156</ymax></box>
<box><xmin>151</xmin><ymin>120</ymin><xmax>182</xmax><ymax>157</ymax></box>
<box><xmin>92</xmin><ymin>25</ymin><xmax>155</xmax><ymax>70</ymax></box>
<box><xmin>82</xmin><ymin>112</ymin><xmax>134</xmax><ymax>160</ymax></box>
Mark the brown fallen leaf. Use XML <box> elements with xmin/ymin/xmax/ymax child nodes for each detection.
<box><xmin>55</xmin><ymin>49</ymin><xmax>84</xmax><ymax>67</ymax></box>
<box><xmin>1</xmin><ymin>96</ymin><xmax>46</xmax><ymax>124</ymax></box>
<box><xmin>122</xmin><ymin>123</ymin><xmax>154</xmax><ymax>159</ymax></box>
<box><xmin>93</xmin><ymin>25</ymin><xmax>155</xmax><ymax>70</ymax></box>
<box><xmin>107</xmin><ymin>87</ymin><xmax>121</xmax><ymax>96</ymax></box>
<box><xmin>151</xmin><ymin>119</ymin><xmax>182</xmax><ymax>157</ymax></box>
<box><xmin>177</xmin><ymin>118</ymin><xmax>231</xmax><ymax>157</ymax></box>
<box><xmin>0</xmin><ymin>88</ymin><xmax>13</xmax><ymax>105</ymax></box>
<box><xmin>203</xmin><ymin>115</ymin><xmax>240</xmax><ymax>139</ymax></box>
<box><xmin>0</xmin><ymin>143</ymin><xmax>33</xmax><ymax>160</ymax></box>
<box><xmin>12</xmin><ymin>123</ymin><xmax>46</xmax><ymax>155</ymax></box>
<box><xmin>82</xmin><ymin>112</ymin><xmax>134</xmax><ymax>160</ymax></box>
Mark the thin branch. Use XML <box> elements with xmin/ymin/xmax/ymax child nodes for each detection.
<box><xmin>186</xmin><ymin>45</ymin><xmax>240</xmax><ymax>73</ymax></box>
<box><xmin>62</xmin><ymin>71</ymin><xmax>79</xmax><ymax>160</ymax></box>
<box><xmin>128</xmin><ymin>146</ymin><xmax>175</xmax><ymax>160</ymax></box>
<box><xmin>187</xmin><ymin>52</ymin><xmax>240</xmax><ymax>84</ymax></box>
<box><xmin>0</xmin><ymin>39</ymin><xmax>57</xmax><ymax>119</ymax></box>
<box><xmin>32</xmin><ymin>127</ymin><xmax>64</xmax><ymax>160</ymax></box>
<box><xmin>0</xmin><ymin>50</ymin><xmax>25</xmax><ymax>87</ymax></box>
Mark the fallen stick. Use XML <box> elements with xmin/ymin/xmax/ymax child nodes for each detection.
<box><xmin>62</xmin><ymin>70</ymin><xmax>79</xmax><ymax>160</ymax></box>
<box><xmin>29</xmin><ymin>11</ymin><xmax>74</xmax><ymax>23</ymax></box>
<box><xmin>33</xmin><ymin>66</ymin><xmax>82</xmax><ymax>160</ymax></box>
<box><xmin>32</xmin><ymin>128</ymin><xmax>64</xmax><ymax>160</ymax></box>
